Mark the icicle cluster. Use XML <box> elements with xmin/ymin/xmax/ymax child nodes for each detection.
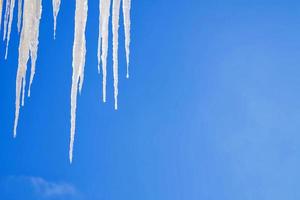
<box><xmin>97</xmin><ymin>0</ymin><xmax>131</xmax><ymax>108</ymax></box>
<box><xmin>13</xmin><ymin>0</ymin><xmax>42</xmax><ymax>138</ymax></box>
<box><xmin>0</xmin><ymin>0</ymin><xmax>132</xmax><ymax>163</ymax></box>
<box><xmin>70</xmin><ymin>0</ymin><xmax>131</xmax><ymax>163</ymax></box>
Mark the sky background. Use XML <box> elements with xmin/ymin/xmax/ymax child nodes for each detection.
<box><xmin>0</xmin><ymin>0</ymin><xmax>300</xmax><ymax>199</ymax></box>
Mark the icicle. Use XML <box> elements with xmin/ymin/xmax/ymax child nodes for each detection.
<box><xmin>97</xmin><ymin>0</ymin><xmax>111</xmax><ymax>102</ymax></box>
<box><xmin>122</xmin><ymin>0</ymin><xmax>131</xmax><ymax>78</ymax></box>
<box><xmin>112</xmin><ymin>0</ymin><xmax>120</xmax><ymax>110</ymax></box>
<box><xmin>13</xmin><ymin>0</ymin><xmax>42</xmax><ymax>138</ymax></box>
<box><xmin>17</xmin><ymin>0</ymin><xmax>22</xmax><ymax>33</ymax></box>
<box><xmin>97</xmin><ymin>0</ymin><xmax>101</xmax><ymax>75</ymax></box>
<box><xmin>0</xmin><ymin>0</ymin><xmax>3</xmax><ymax>30</ymax></box>
<box><xmin>3</xmin><ymin>0</ymin><xmax>10</xmax><ymax>40</ymax></box>
<box><xmin>69</xmin><ymin>0</ymin><xmax>88</xmax><ymax>163</ymax></box>
<box><xmin>52</xmin><ymin>0</ymin><xmax>61</xmax><ymax>39</ymax></box>
<box><xmin>4</xmin><ymin>0</ymin><xmax>16</xmax><ymax>59</ymax></box>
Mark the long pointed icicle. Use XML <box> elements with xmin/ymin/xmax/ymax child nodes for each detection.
<box><xmin>97</xmin><ymin>0</ymin><xmax>111</xmax><ymax>102</ymax></box>
<box><xmin>122</xmin><ymin>0</ymin><xmax>131</xmax><ymax>78</ymax></box>
<box><xmin>112</xmin><ymin>0</ymin><xmax>120</xmax><ymax>110</ymax></box>
<box><xmin>70</xmin><ymin>0</ymin><xmax>88</xmax><ymax>163</ymax></box>
<box><xmin>17</xmin><ymin>0</ymin><xmax>22</xmax><ymax>33</ymax></box>
<box><xmin>14</xmin><ymin>0</ymin><xmax>42</xmax><ymax>138</ymax></box>
<box><xmin>52</xmin><ymin>0</ymin><xmax>61</xmax><ymax>39</ymax></box>
<box><xmin>0</xmin><ymin>0</ymin><xmax>3</xmax><ymax>30</ymax></box>
<box><xmin>4</xmin><ymin>0</ymin><xmax>16</xmax><ymax>59</ymax></box>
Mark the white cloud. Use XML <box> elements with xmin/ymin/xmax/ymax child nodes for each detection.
<box><xmin>3</xmin><ymin>176</ymin><xmax>81</xmax><ymax>199</ymax></box>
<box><xmin>28</xmin><ymin>176</ymin><xmax>78</xmax><ymax>197</ymax></box>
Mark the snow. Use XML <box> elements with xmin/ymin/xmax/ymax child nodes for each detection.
<box><xmin>69</xmin><ymin>0</ymin><xmax>88</xmax><ymax>163</ymax></box>
<box><xmin>13</xmin><ymin>0</ymin><xmax>42</xmax><ymax>138</ymax></box>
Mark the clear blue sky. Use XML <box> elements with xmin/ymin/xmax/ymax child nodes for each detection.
<box><xmin>0</xmin><ymin>0</ymin><xmax>300</xmax><ymax>199</ymax></box>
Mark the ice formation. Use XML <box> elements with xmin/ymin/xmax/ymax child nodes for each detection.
<box><xmin>69</xmin><ymin>0</ymin><xmax>88</xmax><ymax>163</ymax></box>
<box><xmin>0</xmin><ymin>0</ymin><xmax>132</xmax><ymax>163</ymax></box>
<box><xmin>97</xmin><ymin>0</ymin><xmax>131</xmax><ymax>103</ymax></box>
<box><xmin>13</xmin><ymin>0</ymin><xmax>42</xmax><ymax>138</ymax></box>
<box><xmin>3</xmin><ymin>0</ymin><xmax>11</xmax><ymax>41</ymax></box>
<box><xmin>52</xmin><ymin>0</ymin><xmax>61</xmax><ymax>39</ymax></box>
<box><xmin>97</xmin><ymin>0</ymin><xmax>111</xmax><ymax>102</ymax></box>
<box><xmin>122</xmin><ymin>0</ymin><xmax>131</xmax><ymax>78</ymax></box>
<box><xmin>3</xmin><ymin>0</ymin><xmax>16</xmax><ymax>59</ymax></box>
<box><xmin>0</xmin><ymin>0</ymin><xmax>3</xmax><ymax>30</ymax></box>
<box><xmin>17</xmin><ymin>0</ymin><xmax>23</xmax><ymax>33</ymax></box>
<box><xmin>112</xmin><ymin>0</ymin><xmax>120</xmax><ymax>110</ymax></box>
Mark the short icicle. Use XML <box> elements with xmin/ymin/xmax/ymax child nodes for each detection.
<box><xmin>52</xmin><ymin>0</ymin><xmax>61</xmax><ymax>39</ymax></box>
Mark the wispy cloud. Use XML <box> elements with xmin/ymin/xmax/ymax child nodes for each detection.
<box><xmin>2</xmin><ymin>175</ymin><xmax>81</xmax><ymax>199</ymax></box>
<box><xmin>28</xmin><ymin>176</ymin><xmax>78</xmax><ymax>197</ymax></box>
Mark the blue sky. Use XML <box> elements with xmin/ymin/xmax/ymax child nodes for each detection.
<box><xmin>1</xmin><ymin>0</ymin><xmax>300</xmax><ymax>199</ymax></box>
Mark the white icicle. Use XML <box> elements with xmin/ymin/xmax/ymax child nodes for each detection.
<box><xmin>122</xmin><ymin>0</ymin><xmax>131</xmax><ymax>78</ymax></box>
<box><xmin>97</xmin><ymin>0</ymin><xmax>111</xmax><ymax>102</ymax></box>
<box><xmin>0</xmin><ymin>0</ymin><xmax>3</xmax><ymax>30</ymax></box>
<box><xmin>97</xmin><ymin>0</ymin><xmax>101</xmax><ymax>74</ymax></box>
<box><xmin>4</xmin><ymin>0</ymin><xmax>16</xmax><ymax>59</ymax></box>
<box><xmin>52</xmin><ymin>0</ymin><xmax>61</xmax><ymax>39</ymax></box>
<box><xmin>17</xmin><ymin>0</ymin><xmax>22</xmax><ymax>33</ymax></box>
<box><xmin>3</xmin><ymin>0</ymin><xmax>10</xmax><ymax>40</ymax></box>
<box><xmin>14</xmin><ymin>0</ymin><xmax>42</xmax><ymax>138</ymax></box>
<box><xmin>112</xmin><ymin>0</ymin><xmax>120</xmax><ymax>110</ymax></box>
<box><xmin>70</xmin><ymin>0</ymin><xmax>88</xmax><ymax>163</ymax></box>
